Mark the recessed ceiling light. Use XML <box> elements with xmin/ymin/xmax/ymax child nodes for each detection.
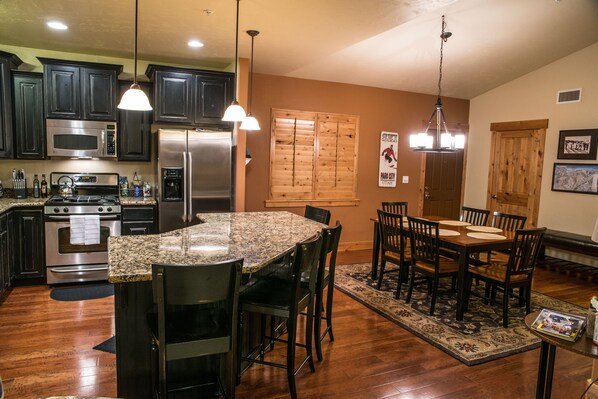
<box><xmin>188</xmin><ymin>40</ymin><xmax>204</xmax><ymax>48</ymax></box>
<box><xmin>47</xmin><ymin>21</ymin><xmax>68</xmax><ymax>30</ymax></box>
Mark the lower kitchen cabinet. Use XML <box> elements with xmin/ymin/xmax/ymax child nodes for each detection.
<box><xmin>121</xmin><ymin>205</ymin><xmax>157</xmax><ymax>235</ymax></box>
<box><xmin>12</xmin><ymin>208</ymin><xmax>45</xmax><ymax>282</ymax></box>
<box><xmin>0</xmin><ymin>212</ymin><xmax>10</xmax><ymax>295</ymax></box>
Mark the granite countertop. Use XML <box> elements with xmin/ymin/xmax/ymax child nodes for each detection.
<box><xmin>108</xmin><ymin>211</ymin><xmax>325</xmax><ymax>283</ymax></box>
<box><xmin>0</xmin><ymin>196</ymin><xmax>48</xmax><ymax>213</ymax></box>
<box><xmin>120</xmin><ymin>196</ymin><xmax>157</xmax><ymax>206</ymax></box>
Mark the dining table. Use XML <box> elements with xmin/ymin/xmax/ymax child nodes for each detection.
<box><xmin>371</xmin><ymin>215</ymin><xmax>516</xmax><ymax>321</ymax></box>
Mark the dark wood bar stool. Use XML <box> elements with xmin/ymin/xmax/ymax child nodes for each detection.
<box><xmin>312</xmin><ymin>222</ymin><xmax>342</xmax><ymax>361</ymax></box>
<box><xmin>304</xmin><ymin>205</ymin><xmax>331</xmax><ymax>225</ymax></box>
<box><xmin>148</xmin><ymin>259</ymin><xmax>243</xmax><ymax>399</ymax></box>
<box><xmin>237</xmin><ymin>233</ymin><xmax>323</xmax><ymax>399</ymax></box>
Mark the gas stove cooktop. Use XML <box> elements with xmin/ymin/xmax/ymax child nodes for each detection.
<box><xmin>47</xmin><ymin>195</ymin><xmax>120</xmax><ymax>205</ymax></box>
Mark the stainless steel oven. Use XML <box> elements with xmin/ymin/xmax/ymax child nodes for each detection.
<box><xmin>45</xmin><ymin>214</ymin><xmax>120</xmax><ymax>284</ymax></box>
<box><xmin>44</xmin><ymin>172</ymin><xmax>121</xmax><ymax>285</ymax></box>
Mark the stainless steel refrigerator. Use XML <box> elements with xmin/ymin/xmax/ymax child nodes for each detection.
<box><xmin>156</xmin><ymin>129</ymin><xmax>233</xmax><ymax>233</ymax></box>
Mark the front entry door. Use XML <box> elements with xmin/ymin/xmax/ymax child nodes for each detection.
<box><xmin>421</xmin><ymin>124</ymin><xmax>467</xmax><ymax>219</ymax></box>
<box><xmin>486</xmin><ymin>119</ymin><xmax>548</xmax><ymax>228</ymax></box>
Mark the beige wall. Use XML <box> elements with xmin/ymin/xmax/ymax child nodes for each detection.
<box><xmin>465</xmin><ymin>43</ymin><xmax>598</xmax><ymax>265</ymax></box>
<box><xmin>245</xmin><ymin>73</ymin><xmax>470</xmax><ymax>247</ymax></box>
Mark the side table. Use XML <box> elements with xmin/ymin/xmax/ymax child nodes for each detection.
<box><xmin>525</xmin><ymin>311</ymin><xmax>598</xmax><ymax>399</ymax></box>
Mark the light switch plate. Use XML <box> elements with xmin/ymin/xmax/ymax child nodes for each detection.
<box><xmin>402</xmin><ymin>176</ymin><xmax>409</xmax><ymax>184</ymax></box>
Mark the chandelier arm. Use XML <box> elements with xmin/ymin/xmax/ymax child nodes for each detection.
<box><xmin>438</xmin><ymin>107</ymin><xmax>451</xmax><ymax>134</ymax></box>
<box><xmin>423</xmin><ymin>107</ymin><xmax>438</xmax><ymax>135</ymax></box>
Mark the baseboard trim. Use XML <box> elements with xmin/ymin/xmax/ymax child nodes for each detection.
<box><xmin>339</xmin><ymin>241</ymin><xmax>373</xmax><ymax>252</ymax></box>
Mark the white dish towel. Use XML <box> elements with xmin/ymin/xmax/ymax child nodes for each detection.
<box><xmin>84</xmin><ymin>215</ymin><xmax>100</xmax><ymax>245</ymax></box>
<box><xmin>69</xmin><ymin>215</ymin><xmax>100</xmax><ymax>245</ymax></box>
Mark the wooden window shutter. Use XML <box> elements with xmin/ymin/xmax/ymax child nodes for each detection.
<box><xmin>267</xmin><ymin>108</ymin><xmax>360</xmax><ymax>207</ymax></box>
<box><xmin>315</xmin><ymin>113</ymin><xmax>359</xmax><ymax>200</ymax></box>
<box><xmin>269</xmin><ymin>109</ymin><xmax>317</xmax><ymax>201</ymax></box>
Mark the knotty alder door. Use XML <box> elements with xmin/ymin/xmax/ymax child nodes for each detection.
<box><xmin>487</xmin><ymin>119</ymin><xmax>547</xmax><ymax>228</ymax></box>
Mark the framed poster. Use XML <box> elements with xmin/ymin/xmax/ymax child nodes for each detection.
<box><xmin>379</xmin><ymin>131</ymin><xmax>398</xmax><ymax>187</ymax></box>
<box><xmin>551</xmin><ymin>163</ymin><xmax>598</xmax><ymax>195</ymax></box>
<box><xmin>557</xmin><ymin>129</ymin><xmax>598</xmax><ymax>160</ymax></box>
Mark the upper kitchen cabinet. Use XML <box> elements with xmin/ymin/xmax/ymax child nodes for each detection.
<box><xmin>0</xmin><ymin>51</ymin><xmax>23</xmax><ymax>159</ymax></box>
<box><xmin>38</xmin><ymin>58</ymin><xmax>123</xmax><ymax>121</ymax></box>
<box><xmin>118</xmin><ymin>81</ymin><xmax>152</xmax><ymax>161</ymax></box>
<box><xmin>12</xmin><ymin>71</ymin><xmax>45</xmax><ymax>159</ymax></box>
<box><xmin>146</xmin><ymin>64</ymin><xmax>234</xmax><ymax>127</ymax></box>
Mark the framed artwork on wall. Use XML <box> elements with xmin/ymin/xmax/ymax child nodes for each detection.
<box><xmin>551</xmin><ymin>163</ymin><xmax>598</xmax><ymax>195</ymax></box>
<box><xmin>379</xmin><ymin>131</ymin><xmax>398</xmax><ymax>187</ymax></box>
<box><xmin>557</xmin><ymin>129</ymin><xmax>598</xmax><ymax>160</ymax></box>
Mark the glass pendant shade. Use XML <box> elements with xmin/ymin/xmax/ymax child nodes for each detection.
<box><xmin>240</xmin><ymin>114</ymin><xmax>260</xmax><ymax>130</ymax></box>
<box><xmin>222</xmin><ymin>100</ymin><xmax>247</xmax><ymax>122</ymax></box>
<box><xmin>118</xmin><ymin>83</ymin><xmax>152</xmax><ymax>111</ymax></box>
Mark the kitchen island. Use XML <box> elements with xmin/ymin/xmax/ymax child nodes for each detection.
<box><xmin>108</xmin><ymin>211</ymin><xmax>325</xmax><ymax>399</ymax></box>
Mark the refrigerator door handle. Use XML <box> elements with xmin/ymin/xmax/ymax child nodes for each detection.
<box><xmin>182</xmin><ymin>151</ymin><xmax>188</xmax><ymax>223</ymax></box>
<box><xmin>188</xmin><ymin>151</ymin><xmax>193</xmax><ymax>222</ymax></box>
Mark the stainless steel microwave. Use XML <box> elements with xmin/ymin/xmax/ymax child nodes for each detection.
<box><xmin>46</xmin><ymin>119</ymin><xmax>117</xmax><ymax>158</ymax></box>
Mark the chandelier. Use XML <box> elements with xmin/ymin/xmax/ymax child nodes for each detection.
<box><xmin>409</xmin><ymin>15</ymin><xmax>464</xmax><ymax>153</ymax></box>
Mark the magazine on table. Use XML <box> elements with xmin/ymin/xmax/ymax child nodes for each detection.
<box><xmin>530</xmin><ymin>308</ymin><xmax>587</xmax><ymax>342</ymax></box>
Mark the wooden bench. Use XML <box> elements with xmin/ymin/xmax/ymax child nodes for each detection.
<box><xmin>538</xmin><ymin>229</ymin><xmax>598</xmax><ymax>281</ymax></box>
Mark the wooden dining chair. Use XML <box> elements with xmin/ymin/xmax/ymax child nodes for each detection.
<box><xmin>376</xmin><ymin>210</ymin><xmax>411</xmax><ymax>299</ymax></box>
<box><xmin>460</xmin><ymin>206</ymin><xmax>490</xmax><ymax>226</ymax></box>
<box><xmin>465</xmin><ymin>227</ymin><xmax>546</xmax><ymax>327</ymax></box>
<box><xmin>405</xmin><ymin>216</ymin><xmax>459</xmax><ymax>315</ymax></box>
<box><xmin>381</xmin><ymin>201</ymin><xmax>408</xmax><ymax>216</ymax></box>
<box><xmin>482</xmin><ymin>212</ymin><xmax>528</xmax><ymax>263</ymax></box>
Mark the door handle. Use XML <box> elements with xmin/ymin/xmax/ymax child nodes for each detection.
<box><xmin>188</xmin><ymin>151</ymin><xmax>193</xmax><ymax>223</ymax></box>
<box><xmin>182</xmin><ymin>151</ymin><xmax>187</xmax><ymax>223</ymax></box>
<box><xmin>424</xmin><ymin>186</ymin><xmax>431</xmax><ymax>200</ymax></box>
<box><xmin>491</xmin><ymin>194</ymin><xmax>498</xmax><ymax>199</ymax></box>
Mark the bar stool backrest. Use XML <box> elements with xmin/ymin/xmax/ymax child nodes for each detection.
<box><xmin>492</xmin><ymin>212</ymin><xmax>527</xmax><ymax>232</ymax></box>
<box><xmin>305</xmin><ymin>205</ymin><xmax>331</xmax><ymax>225</ymax></box>
<box><xmin>382</xmin><ymin>201</ymin><xmax>408</xmax><ymax>216</ymax></box>
<box><xmin>460</xmin><ymin>206</ymin><xmax>490</xmax><ymax>226</ymax></box>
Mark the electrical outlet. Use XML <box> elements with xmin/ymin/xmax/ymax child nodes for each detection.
<box><xmin>402</xmin><ymin>176</ymin><xmax>409</xmax><ymax>184</ymax></box>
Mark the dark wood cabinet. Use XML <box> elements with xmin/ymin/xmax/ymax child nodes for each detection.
<box><xmin>152</xmin><ymin>70</ymin><xmax>194</xmax><ymax>123</ymax></box>
<box><xmin>12</xmin><ymin>71</ymin><xmax>46</xmax><ymax>159</ymax></box>
<box><xmin>122</xmin><ymin>205</ymin><xmax>157</xmax><ymax>235</ymax></box>
<box><xmin>0</xmin><ymin>212</ymin><xmax>10</xmax><ymax>296</ymax></box>
<box><xmin>118</xmin><ymin>81</ymin><xmax>152</xmax><ymax>161</ymax></box>
<box><xmin>195</xmin><ymin>75</ymin><xmax>233</xmax><ymax>125</ymax></box>
<box><xmin>12</xmin><ymin>208</ymin><xmax>45</xmax><ymax>281</ymax></box>
<box><xmin>0</xmin><ymin>51</ymin><xmax>23</xmax><ymax>159</ymax></box>
<box><xmin>146</xmin><ymin>64</ymin><xmax>234</xmax><ymax>127</ymax></box>
<box><xmin>39</xmin><ymin>58</ymin><xmax>122</xmax><ymax>121</ymax></box>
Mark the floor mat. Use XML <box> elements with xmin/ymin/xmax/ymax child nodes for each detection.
<box><xmin>50</xmin><ymin>284</ymin><xmax>114</xmax><ymax>301</ymax></box>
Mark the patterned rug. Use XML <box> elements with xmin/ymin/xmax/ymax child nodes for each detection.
<box><xmin>334</xmin><ymin>263</ymin><xmax>585</xmax><ymax>366</ymax></box>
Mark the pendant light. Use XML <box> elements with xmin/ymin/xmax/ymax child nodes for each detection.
<box><xmin>409</xmin><ymin>15</ymin><xmax>464</xmax><ymax>152</ymax></box>
<box><xmin>222</xmin><ymin>0</ymin><xmax>247</xmax><ymax>122</ymax></box>
<box><xmin>240</xmin><ymin>30</ymin><xmax>260</xmax><ymax>131</ymax></box>
<box><xmin>118</xmin><ymin>0</ymin><xmax>152</xmax><ymax>111</ymax></box>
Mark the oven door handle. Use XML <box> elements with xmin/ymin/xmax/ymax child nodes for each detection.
<box><xmin>182</xmin><ymin>151</ymin><xmax>188</xmax><ymax>223</ymax></box>
<box><xmin>46</xmin><ymin>215</ymin><xmax>120</xmax><ymax>221</ymax></box>
<box><xmin>49</xmin><ymin>266</ymin><xmax>109</xmax><ymax>273</ymax></box>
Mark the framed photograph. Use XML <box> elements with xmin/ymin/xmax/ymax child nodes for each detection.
<box><xmin>551</xmin><ymin>163</ymin><xmax>598</xmax><ymax>195</ymax></box>
<box><xmin>557</xmin><ymin>129</ymin><xmax>598</xmax><ymax>160</ymax></box>
<box><xmin>378</xmin><ymin>131</ymin><xmax>398</xmax><ymax>187</ymax></box>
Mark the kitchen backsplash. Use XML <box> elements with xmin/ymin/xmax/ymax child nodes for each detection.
<box><xmin>0</xmin><ymin>159</ymin><xmax>155</xmax><ymax>193</ymax></box>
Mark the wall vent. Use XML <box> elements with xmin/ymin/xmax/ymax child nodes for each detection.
<box><xmin>556</xmin><ymin>88</ymin><xmax>582</xmax><ymax>104</ymax></box>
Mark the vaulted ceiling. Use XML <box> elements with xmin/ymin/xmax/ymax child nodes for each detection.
<box><xmin>1</xmin><ymin>0</ymin><xmax>597</xmax><ymax>99</ymax></box>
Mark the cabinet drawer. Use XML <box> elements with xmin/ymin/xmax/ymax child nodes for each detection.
<box><xmin>122</xmin><ymin>221</ymin><xmax>155</xmax><ymax>235</ymax></box>
<box><xmin>122</xmin><ymin>206</ymin><xmax>155</xmax><ymax>221</ymax></box>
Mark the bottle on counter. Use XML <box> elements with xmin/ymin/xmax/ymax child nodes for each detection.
<box><xmin>41</xmin><ymin>174</ymin><xmax>48</xmax><ymax>198</ymax></box>
<box><xmin>133</xmin><ymin>172</ymin><xmax>142</xmax><ymax>198</ymax></box>
<box><xmin>33</xmin><ymin>174</ymin><xmax>40</xmax><ymax>198</ymax></box>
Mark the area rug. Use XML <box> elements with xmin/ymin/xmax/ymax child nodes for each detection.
<box><xmin>50</xmin><ymin>283</ymin><xmax>114</xmax><ymax>301</ymax></box>
<box><xmin>93</xmin><ymin>336</ymin><xmax>116</xmax><ymax>354</ymax></box>
<box><xmin>334</xmin><ymin>263</ymin><xmax>585</xmax><ymax>366</ymax></box>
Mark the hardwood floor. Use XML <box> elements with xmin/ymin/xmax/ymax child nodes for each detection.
<box><xmin>0</xmin><ymin>250</ymin><xmax>595</xmax><ymax>398</ymax></box>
